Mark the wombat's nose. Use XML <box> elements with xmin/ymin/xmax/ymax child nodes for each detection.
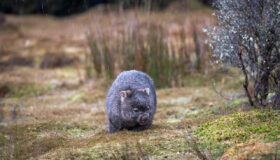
<box><xmin>142</xmin><ymin>115</ymin><xmax>148</xmax><ymax>122</ymax></box>
<box><xmin>138</xmin><ymin>114</ymin><xmax>149</xmax><ymax>125</ymax></box>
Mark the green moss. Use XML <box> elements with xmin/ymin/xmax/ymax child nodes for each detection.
<box><xmin>195</xmin><ymin>110</ymin><xmax>280</xmax><ymax>157</ymax></box>
<box><xmin>31</xmin><ymin>121</ymin><xmax>93</xmax><ymax>138</ymax></box>
<box><xmin>56</xmin><ymin>122</ymin><xmax>93</xmax><ymax>138</ymax></box>
<box><xmin>7</xmin><ymin>83</ymin><xmax>52</xmax><ymax>99</ymax></box>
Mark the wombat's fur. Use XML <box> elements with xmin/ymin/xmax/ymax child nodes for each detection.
<box><xmin>106</xmin><ymin>70</ymin><xmax>157</xmax><ymax>133</ymax></box>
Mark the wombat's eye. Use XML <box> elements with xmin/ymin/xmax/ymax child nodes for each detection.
<box><xmin>133</xmin><ymin>108</ymin><xmax>139</xmax><ymax>112</ymax></box>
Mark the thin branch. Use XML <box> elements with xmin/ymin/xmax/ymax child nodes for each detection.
<box><xmin>238</xmin><ymin>50</ymin><xmax>255</xmax><ymax>107</ymax></box>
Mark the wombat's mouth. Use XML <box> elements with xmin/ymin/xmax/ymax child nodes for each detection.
<box><xmin>139</xmin><ymin>121</ymin><xmax>148</xmax><ymax>125</ymax></box>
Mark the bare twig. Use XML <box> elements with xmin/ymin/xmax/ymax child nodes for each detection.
<box><xmin>238</xmin><ymin>51</ymin><xmax>255</xmax><ymax>107</ymax></box>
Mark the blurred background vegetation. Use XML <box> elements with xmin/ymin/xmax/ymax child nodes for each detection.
<box><xmin>0</xmin><ymin>0</ymin><xmax>213</xmax><ymax>16</ymax></box>
<box><xmin>0</xmin><ymin>0</ymin><xmax>215</xmax><ymax>88</ymax></box>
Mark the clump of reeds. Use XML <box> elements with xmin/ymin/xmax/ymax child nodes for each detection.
<box><xmin>141</xmin><ymin>24</ymin><xmax>187</xmax><ymax>87</ymax></box>
<box><xmin>87</xmin><ymin>35</ymin><xmax>102</xmax><ymax>78</ymax></box>
<box><xmin>87</xmin><ymin>16</ymin><xmax>210</xmax><ymax>88</ymax></box>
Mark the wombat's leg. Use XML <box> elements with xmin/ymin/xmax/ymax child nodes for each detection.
<box><xmin>108</xmin><ymin>123</ymin><xmax>118</xmax><ymax>133</ymax></box>
<box><xmin>108</xmin><ymin>119</ymin><xmax>122</xmax><ymax>133</ymax></box>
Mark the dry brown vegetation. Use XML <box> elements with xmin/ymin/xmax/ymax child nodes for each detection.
<box><xmin>0</xmin><ymin>8</ymin><xmax>279</xmax><ymax>160</ymax></box>
<box><xmin>86</xmin><ymin>10</ymin><xmax>214</xmax><ymax>87</ymax></box>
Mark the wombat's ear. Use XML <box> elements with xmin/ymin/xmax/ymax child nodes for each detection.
<box><xmin>138</xmin><ymin>88</ymin><xmax>150</xmax><ymax>95</ymax></box>
<box><xmin>120</xmin><ymin>90</ymin><xmax>132</xmax><ymax>102</ymax></box>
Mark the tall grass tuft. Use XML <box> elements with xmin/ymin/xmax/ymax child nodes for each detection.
<box><xmin>102</xmin><ymin>42</ymin><xmax>115</xmax><ymax>80</ymax></box>
<box><xmin>88</xmin><ymin>35</ymin><xmax>102</xmax><ymax>78</ymax></box>
<box><xmin>143</xmin><ymin>24</ymin><xmax>186</xmax><ymax>87</ymax></box>
<box><xmin>87</xmin><ymin>32</ymin><xmax>115</xmax><ymax>80</ymax></box>
<box><xmin>86</xmin><ymin>34</ymin><xmax>99</xmax><ymax>79</ymax></box>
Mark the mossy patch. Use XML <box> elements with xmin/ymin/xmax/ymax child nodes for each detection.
<box><xmin>195</xmin><ymin>110</ymin><xmax>280</xmax><ymax>158</ymax></box>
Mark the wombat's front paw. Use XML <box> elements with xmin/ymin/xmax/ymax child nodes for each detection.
<box><xmin>108</xmin><ymin>122</ymin><xmax>120</xmax><ymax>133</ymax></box>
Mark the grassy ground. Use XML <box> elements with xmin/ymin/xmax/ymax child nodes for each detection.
<box><xmin>0</xmin><ymin>9</ymin><xmax>279</xmax><ymax>160</ymax></box>
<box><xmin>2</xmin><ymin>66</ymin><xmax>278</xmax><ymax>159</ymax></box>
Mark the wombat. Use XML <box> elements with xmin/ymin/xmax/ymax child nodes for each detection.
<box><xmin>106</xmin><ymin>70</ymin><xmax>157</xmax><ymax>133</ymax></box>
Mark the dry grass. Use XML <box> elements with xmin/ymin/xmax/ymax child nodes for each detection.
<box><xmin>221</xmin><ymin>141</ymin><xmax>280</xmax><ymax>160</ymax></box>
<box><xmin>0</xmin><ymin>66</ymin><xmax>245</xmax><ymax>159</ymax></box>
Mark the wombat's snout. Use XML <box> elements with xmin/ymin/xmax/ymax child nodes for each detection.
<box><xmin>138</xmin><ymin>114</ymin><xmax>149</xmax><ymax>125</ymax></box>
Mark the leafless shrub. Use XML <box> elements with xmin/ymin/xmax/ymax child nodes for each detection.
<box><xmin>208</xmin><ymin>0</ymin><xmax>280</xmax><ymax>108</ymax></box>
